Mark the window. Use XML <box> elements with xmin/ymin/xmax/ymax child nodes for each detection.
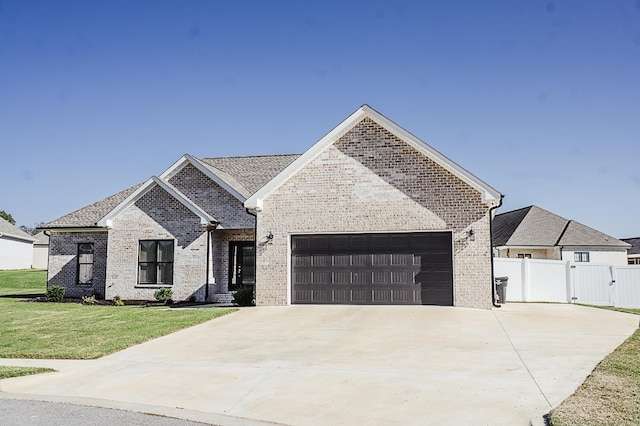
<box><xmin>574</xmin><ymin>252</ymin><xmax>590</xmax><ymax>262</ymax></box>
<box><xmin>77</xmin><ymin>243</ymin><xmax>94</xmax><ymax>285</ymax></box>
<box><xmin>517</xmin><ymin>253</ymin><xmax>532</xmax><ymax>259</ymax></box>
<box><xmin>138</xmin><ymin>240</ymin><xmax>174</xmax><ymax>285</ymax></box>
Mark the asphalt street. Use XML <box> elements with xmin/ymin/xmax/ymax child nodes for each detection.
<box><xmin>0</xmin><ymin>399</ymin><xmax>208</xmax><ymax>426</ymax></box>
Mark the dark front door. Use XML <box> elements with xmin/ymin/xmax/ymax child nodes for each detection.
<box><xmin>291</xmin><ymin>232</ymin><xmax>453</xmax><ymax>306</ymax></box>
<box><xmin>229</xmin><ymin>241</ymin><xmax>255</xmax><ymax>291</ymax></box>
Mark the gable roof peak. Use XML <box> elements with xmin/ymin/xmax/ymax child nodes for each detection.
<box><xmin>245</xmin><ymin>105</ymin><xmax>502</xmax><ymax>210</ymax></box>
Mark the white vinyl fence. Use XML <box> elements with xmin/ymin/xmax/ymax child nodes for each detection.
<box><xmin>494</xmin><ymin>258</ymin><xmax>640</xmax><ymax>308</ymax></box>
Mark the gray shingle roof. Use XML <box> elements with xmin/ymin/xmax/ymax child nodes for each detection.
<box><xmin>0</xmin><ymin>217</ymin><xmax>36</xmax><ymax>242</ymax></box>
<box><xmin>43</xmin><ymin>183</ymin><xmax>143</xmax><ymax>228</ymax></box>
<box><xmin>621</xmin><ymin>238</ymin><xmax>640</xmax><ymax>255</ymax></box>
<box><xmin>32</xmin><ymin>231</ymin><xmax>49</xmax><ymax>245</ymax></box>
<box><xmin>491</xmin><ymin>206</ymin><xmax>531</xmax><ymax>246</ymax></box>
<box><xmin>199</xmin><ymin>154</ymin><xmax>300</xmax><ymax>195</ymax></box>
<box><xmin>492</xmin><ymin>205</ymin><xmax>629</xmax><ymax>248</ymax></box>
<box><xmin>42</xmin><ymin>154</ymin><xmax>300</xmax><ymax>229</ymax></box>
<box><xmin>558</xmin><ymin>221</ymin><xmax>629</xmax><ymax>247</ymax></box>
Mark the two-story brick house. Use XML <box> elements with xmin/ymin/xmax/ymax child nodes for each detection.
<box><xmin>43</xmin><ymin>105</ymin><xmax>502</xmax><ymax>308</ymax></box>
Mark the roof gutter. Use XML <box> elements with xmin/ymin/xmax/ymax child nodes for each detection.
<box><xmin>490</xmin><ymin>195</ymin><xmax>504</xmax><ymax>308</ymax></box>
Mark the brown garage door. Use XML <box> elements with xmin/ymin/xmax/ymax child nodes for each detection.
<box><xmin>291</xmin><ymin>232</ymin><xmax>453</xmax><ymax>305</ymax></box>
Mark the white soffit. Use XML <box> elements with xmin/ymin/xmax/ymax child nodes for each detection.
<box><xmin>245</xmin><ymin>104</ymin><xmax>502</xmax><ymax>209</ymax></box>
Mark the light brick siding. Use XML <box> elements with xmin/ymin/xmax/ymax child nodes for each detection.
<box><xmin>168</xmin><ymin>163</ymin><xmax>253</xmax><ymax>229</ymax></box>
<box><xmin>47</xmin><ymin>231</ymin><xmax>108</xmax><ymax>298</ymax></box>
<box><xmin>255</xmin><ymin>118</ymin><xmax>493</xmax><ymax>309</ymax></box>
<box><xmin>105</xmin><ymin>186</ymin><xmax>208</xmax><ymax>302</ymax></box>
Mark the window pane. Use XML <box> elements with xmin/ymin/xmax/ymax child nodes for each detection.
<box><xmin>139</xmin><ymin>263</ymin><xmax>156</xmax><ymax>284</ymax></box>
<box><xmin>157</xmin><ymin>241</ymin><xmax>174</xmax><ymax>262</ymax></box>
<box><xmin>230</xmin><ymin>245</ymin><xmax>239</xmax><ymax>286</ymax></box>
<box><xmin>79</xmin><ymin>243</ymin><xmax>94</xmax><ymax>255</ymax></box>
<box><xmin>79</xmin><ymin>264</ymin><xmax>93</xmax><ymax>284</ymax></box>
<box><xmin>139</xmin><ymin>241</ymin><xmax>157</xmax><ymax>262</ymax></box>
<box><xmin>157</xmin><ymin>263</ymin><xmax>173</xmax><ymax>284</ymax></box>
<box><xmin>77</xmin><ymin>243</ymin><xmax>94</xmax><ymax>284</ymax></box>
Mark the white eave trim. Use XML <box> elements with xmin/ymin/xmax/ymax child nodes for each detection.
<box><xmin>97</xmin><ymin>176</ymin><xmax>217</xmax><ymax>227</ymax></box>
<box><xmin>495</xmin><ymin>245</ymin><xmax>558</xmax><ymax>250</ymax></box>
<box><xmin>245</xmin><ymin>104</ymin><xmax>502</xmax><ymax>210</ymax></box>
<box><xmin>160</xmin><ymin>154</ymin><xmax>247</xmax><ymax>202</ymax></box>
<box><xmin>0</xmin><ymin>232</ymin><xmax>37</xmax><ymax>243</ymax></box>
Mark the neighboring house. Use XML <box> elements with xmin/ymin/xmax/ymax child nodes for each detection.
<box><xmin>42</xmin><ymin>105</ymin><xmax>502</xmax><ymax>308</ymax></box>
<box><xmin>0</xmin><ymin>217</ymin><xmax>36</xmax><ymax>270</ymax></box>
<box><xmin>32</xmin><ymin>231</ymin><xmax>49</xmax><ymax>269</ymax></box>
<box><xmin>492</xmin><ymin>206</ymin><xmax>630</xmax><ymax>265</ymax></box>
<box><xmin>621</xmin><ymin>238</ymin><xmax>640</xmax><ymax>265</ymax></box>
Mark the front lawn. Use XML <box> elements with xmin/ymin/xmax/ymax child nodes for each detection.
<box><xmin>0</xmin><ymin>270</ymin><xmax>237</xmax><ymax>359</ymax></box>
<box><xmin>0</xmin><ymin>366</ymin><xmax>55</xmax><ymax>379</ymax></box>
<box><xmin>549</xmin><ymin>307</ymin><xmax>640</xmax><ymax>426</ymax></box>
<box><xmin>0</xmin><ymin>269</ymin><xmax>47</xmax><ymax>296</ymax></box>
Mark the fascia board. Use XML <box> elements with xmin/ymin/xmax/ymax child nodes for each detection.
<box><xmin>245</xmin><ymin>104</ymin><xmax>502</xmax><ymax>209</ymax></box>
<box><xmin>161</xmin><ymin>154</ymin><xmax>247</xmax><ymax>203</ymax></box>
<box><xmin>496</xmin><ymin>245</ymin><xmax>557</xmax><ymax>250</ymax></box>
<box><xmin>0</xmin><ymin>233</ymin><xmax>37</xmax><ymax>243</ymax></box>
<box><xmin>97</xmin><ymin>176</ymin><xmax>217</xmax><ymax>227</ymax></box>
<box><xmin>245</xmin><ymin>107</ymin><xmax>368</xmax><ymax>210</ymax></box>
<box><xmin>48</xmin><ymin>227</ymin><xmax>109</xmax><ymax>233</ymax></box>
<box><xmin>97</xmin><ymin>178</ymin><xmax>156</xmax><ymax>227</ymax></box>
<box><xmin>360</xmin><ymin>105</ymin><xmax>502</xmax><ymax>204</ymax></box>
<box><xmin>153</xmin><ymin>177</ymin><xmax>217</xmax><ymax>226</ymax></box>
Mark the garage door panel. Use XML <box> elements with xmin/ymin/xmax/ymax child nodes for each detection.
<box><xmin>351</xmin><ymin>289</ymin><xmax>370</xmax><ymax>303</ymax></box>
<box><xmin>352</xmin><ymin>272</ymin><xmax>369</xmax><ymax>284</ymax></box>
<box><xmin>352</xmin><ymin>254</ymin><xmax>369</xmax><ymax>266</ymax></box>
<box><xmin>291</xmin><ymin>233</ymin><xmax>453</xmax><ymax>306</ymax></box>
<box><xmin>293</xmin><ymin>271</ymin><xmax>311</xmax><ymax>285</ymax></box>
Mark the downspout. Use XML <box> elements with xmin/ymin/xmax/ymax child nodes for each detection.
<box><xmin>205</xmin><ymin>228</ymin><xmax>211</xmax><ymax>301</ymax></box>
<box><xmin>43</xmin><ymin>230</ymin><xmax>52</xmax><ymax>292</ymax></box>
<box><xmin>489</xmin><ymin>195</ymin><xmax>504</xmax><ymax>308</ymax></box>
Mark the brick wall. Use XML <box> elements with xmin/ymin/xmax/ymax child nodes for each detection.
<box><xmin>105</xmin><ymin>186</ymin><xmax>208</xmax><ymax>301</ymax></box>
<box><xmin>47</xmin><ymin>231</ymin><xmax>108</xmax><ymax>298</ymax></box>
<box><xmin>255</xmin><ymin>118</ymin><xmax>493</xmax><ymax>309</ymax></box>
<box><xmin>168</xmin><ymin>163</ymin><xmax>253</xmax><ymax>229</ymax></box>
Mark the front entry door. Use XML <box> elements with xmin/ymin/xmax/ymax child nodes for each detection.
<box><xmin>229</xmin><ymin>241</ymin><xmax>255</xmax><ymax>291</ymax></box>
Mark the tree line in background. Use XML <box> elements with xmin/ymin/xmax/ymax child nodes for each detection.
<box><xmin>0</xmin><ymin>210</ymin><xmax>44</xmax><ymax>236</ymax></box>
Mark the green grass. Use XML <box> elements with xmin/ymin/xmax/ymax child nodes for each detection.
<box><xmin>0</xmin><ymin>366</ymin><xmax>55</xmax><ymax>379</ymax></box>
<box><xmin>0</xmin><ymin>269</ymin><xmax>47</xmax><ymax>296</ymax></box>
<box><xmin>0</xmin><ymin>270</ymin><xmax>237</xmax><ymax>359</ymax></box>
<box><xmin>549</xmin><ymin>307</ymin><xmax>640</xmax><ymax>426</ymax></box>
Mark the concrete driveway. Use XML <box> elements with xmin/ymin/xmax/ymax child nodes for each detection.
<box><xmin>1</xmin><ymin>303</ymin><xmax>638</xmax><ymax>425</ymax></box>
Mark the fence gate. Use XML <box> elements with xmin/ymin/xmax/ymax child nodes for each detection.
<box><xmin>572</xmin><ymin>264</ymin><xmax>613</xmax><ymax>306</ymax></box>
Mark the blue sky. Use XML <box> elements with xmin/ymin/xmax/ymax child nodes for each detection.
<box><xmin>1</xmin><ymin>0</ymin><xmax>639</xmax><ymax>238</ymax></box>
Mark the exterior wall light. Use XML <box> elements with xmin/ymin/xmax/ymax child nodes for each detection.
<box><xmin>266</xmin><ymin>232</ymin><xmax>274</xmax><ymax>243</ymax></box>
<box><xmin>468</xmin><ymin>228</ymin><xmax>475</xmax><ymax>241</ymax></box>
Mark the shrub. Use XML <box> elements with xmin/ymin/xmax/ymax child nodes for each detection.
<box><xmin>45</xmin><ymin>285</ymin><xmax>66</xmax><ymax>302</ymax></box>
<box><xmin>112</xmin><ymin>295</ymin><xmax>124</xmax><ymax>306</ymax></box>
<box><xmin>82</xmin><ymin>295</ymin><xmax>96</xmax><ymax>305</ymax></box>
<box><xmin>233</xmin><ymin>285</ymin><xmax>255</xmax><ymax>306</ymax></box>
<box><xmin>154</xmin><ymin>288</ymin><xmax>173</xmax><ymax>304</ymax></box>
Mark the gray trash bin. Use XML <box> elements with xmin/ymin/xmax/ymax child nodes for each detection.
<box><xmin>495</xmin><ymin>276</ymin><xmax>508</xmax><ymax>304</ymax></box>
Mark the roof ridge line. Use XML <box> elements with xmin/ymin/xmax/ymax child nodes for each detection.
<box><xmin>554</xmin><ymin>219</ymin><xmax>572</xmax><ymax>246</ymax></box>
